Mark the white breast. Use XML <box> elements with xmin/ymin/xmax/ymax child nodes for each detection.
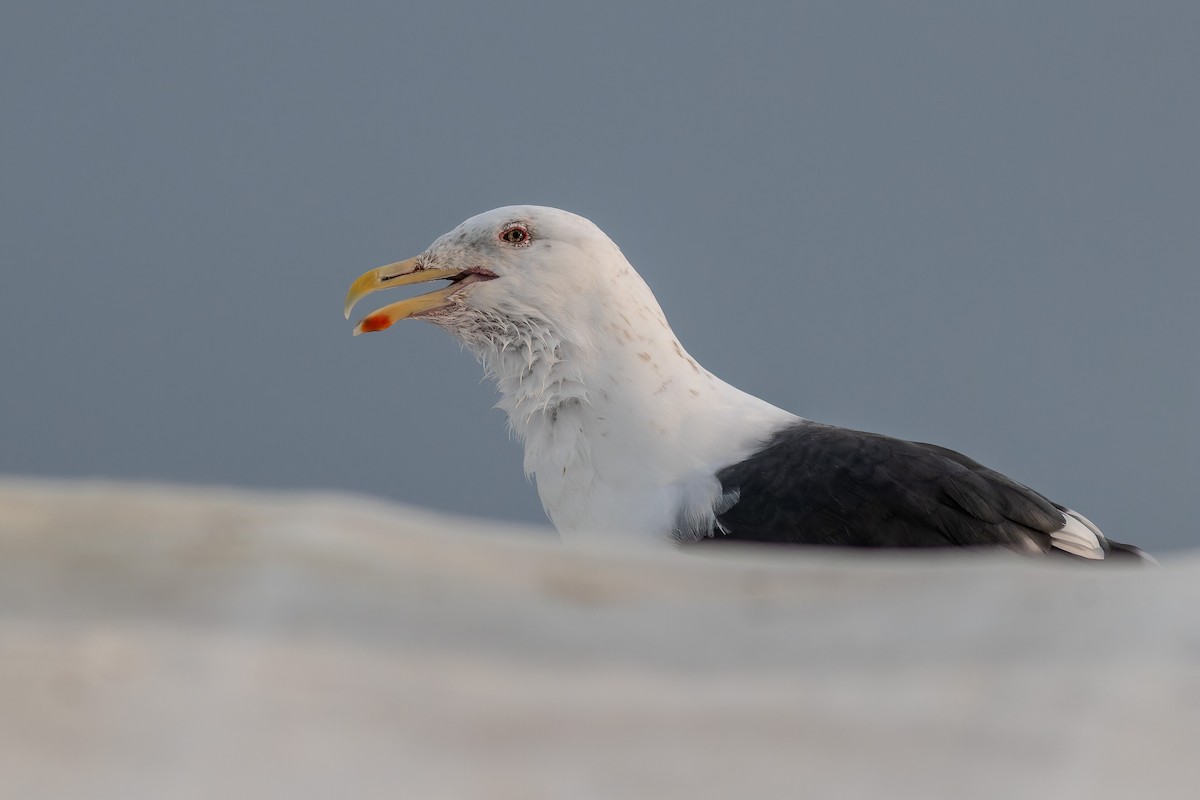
<box><xmin>481</xmin><ymin>326</ymin><xmax>796</xmax><ymax>544</ymax></box>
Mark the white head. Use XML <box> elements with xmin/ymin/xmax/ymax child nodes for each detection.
<box><xmin>344</xmin><ymin>205</ymin><xmax>666</xmax><ymax>361</ymax></box>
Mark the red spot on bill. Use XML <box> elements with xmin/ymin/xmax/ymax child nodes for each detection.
<box><xmin>360</xmin><ymin>313</ymin><xmax>393</xmax><ymax>333</ymax></box>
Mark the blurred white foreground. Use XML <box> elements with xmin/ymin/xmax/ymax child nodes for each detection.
<box><xmin>1</xmin><ymin>479</ymin><xmax>1196</xmax><ymax>799</ymax></box>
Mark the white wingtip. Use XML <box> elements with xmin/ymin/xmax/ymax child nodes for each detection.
<box><xmin>1050</xmin><ymin>510</ymin><xmax>1106</xmax><ymax>560</ymax></box>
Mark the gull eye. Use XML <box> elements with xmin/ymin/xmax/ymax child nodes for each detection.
<box><xmin>500</xmin><ymin>225</ymin><xmax>530</xmax><ymax>246</ymax></box>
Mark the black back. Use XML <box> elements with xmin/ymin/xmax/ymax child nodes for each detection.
<box><xmin>709</xmin><ymin>422</ymin><xmax>1069</xmax><ymax>551</ymax></box>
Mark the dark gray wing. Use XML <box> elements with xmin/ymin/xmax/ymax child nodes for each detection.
<box><xmin>709</xmin><ymin>422</ymin><xmax>1069</xmax><ymax>552</ymax></box>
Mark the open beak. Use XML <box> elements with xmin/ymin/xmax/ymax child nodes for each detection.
<box><xmin>343</xmin><ymin>257</ymin><xmax>464</xmax><ymax>336</ymax></box>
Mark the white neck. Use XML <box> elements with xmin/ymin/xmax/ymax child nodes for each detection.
<box><xmin>467</xmin><ymin>278</ymin><xmax>797</xmax><ymax>544</ymax></box>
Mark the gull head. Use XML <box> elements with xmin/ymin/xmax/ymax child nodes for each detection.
<box><xmin>344</xmin><ymin>206</ymin><xmax>646</xmax><ymax>356</ymax></box>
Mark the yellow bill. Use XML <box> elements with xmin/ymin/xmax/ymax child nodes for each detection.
<box><xmin>344</xmin><ymin>257</ymin><xmax>463</xmax><ymax>335</ymax></box>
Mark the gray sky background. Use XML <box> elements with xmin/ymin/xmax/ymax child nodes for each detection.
<box><xmin>2</xmin><ymin>2</ymin><xmax>1196</xmax><ymax>552</ymax></box>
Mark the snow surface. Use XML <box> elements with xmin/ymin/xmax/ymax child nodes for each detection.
<box><xmin>1</xmin><ymin>478</ymin><xmax>1196</xmax><ymax>799</ymax></box>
